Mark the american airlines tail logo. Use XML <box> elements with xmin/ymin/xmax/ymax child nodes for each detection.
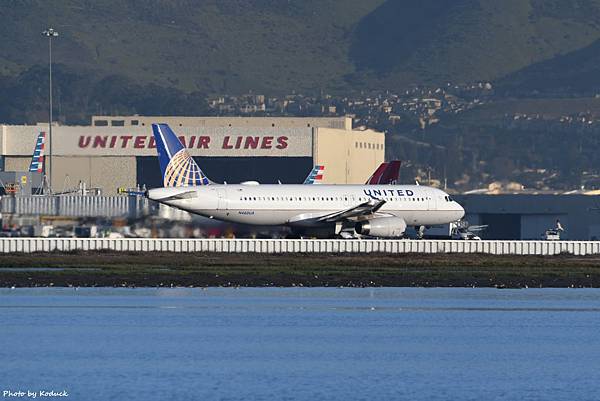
<box><xmin>29</xmin><ymin>132</ymin><xmax>46</xmax><ymax>173</ymax></box>
<box><xmin>304</xmin><ymin>165</ymin><xmax>324</xmax><ymax>184</ymax></box>
<box><xmin>163</xmin><ymin>148</ymin><xmax>210</xmax><ymax>187</ymax></box>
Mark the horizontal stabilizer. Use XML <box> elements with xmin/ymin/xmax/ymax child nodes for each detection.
<box><xmin>150</xmin><ymin>190</ymin><xmax>198</xmax><ymax>202</ymax></box>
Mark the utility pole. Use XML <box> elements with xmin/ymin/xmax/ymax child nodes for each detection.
<box><xmin>42</xmin><ymin>28</ymin><xmax>58</xmax><ymax>193</ymax></box>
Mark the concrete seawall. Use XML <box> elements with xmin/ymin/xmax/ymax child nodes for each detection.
<box><xmin>1</xmin><ymin>238</ymin><xmax>600</xmax><ymax>255</ymax></box>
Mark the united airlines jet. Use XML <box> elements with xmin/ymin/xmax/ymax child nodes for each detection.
<box><xmin>146</xmin><ymin>124</ymin><xmax>464</xmax><ymax>238</ymax></box>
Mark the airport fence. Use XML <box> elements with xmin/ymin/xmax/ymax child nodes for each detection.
<box><xmin>0</xmin><ymin>195</ymin><xmax>151</xmax><ymax>218</ymax></box>
<box><xmin>0</xmin><ymin>238</ymin><xmax>599</xmax><ymax>255</ymax></box>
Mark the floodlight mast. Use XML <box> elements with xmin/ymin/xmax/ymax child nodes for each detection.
<box><xmin>42</xmin><ymin>27</ymin><xmax>59</xmax><ymax>193</ymax></box>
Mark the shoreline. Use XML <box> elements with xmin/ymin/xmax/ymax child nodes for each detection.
<box><xmin>1</xmin><ymin>252</ymin><xmax>600</xmax><ymax>288</ymax></box>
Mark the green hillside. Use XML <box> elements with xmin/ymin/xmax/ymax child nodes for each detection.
<box><xmin>496</xmin><ymin>38</ymin><xmax>600</xmax><ymax>95</ymax></box>
<box><xmin>0</xmin><ymin>0</ymin><xmax>383</xmax><ymax>93</ymax></box>
<box><xmin>2</xmin><ymin>0</ymin><xmax>600</xmax><ymax>94</ymax></box>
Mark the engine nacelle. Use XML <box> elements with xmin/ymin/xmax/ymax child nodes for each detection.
<box><xmin>355</xmin><ymin>217</ymin><xmax>407</xmax><ymax>238</ymax></box>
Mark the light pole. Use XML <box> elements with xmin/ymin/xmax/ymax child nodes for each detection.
<box><xmin>42</xmin><ymin>27</ymin><xmax>58</xmax><ymax>193</ymax></box>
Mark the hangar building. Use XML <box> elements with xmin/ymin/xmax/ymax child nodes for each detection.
<box><xmin>0</xmin><ymin>116</ymin><xmax>384</xmax><ymax>194</ymax></box>
<box><xmin>456</xmin><ymin>194</ymin><xmax>600</xmax><ymax>240</ymax></box>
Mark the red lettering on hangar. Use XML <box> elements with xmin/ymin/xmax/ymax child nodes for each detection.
<box><xmin>221</xmin><ymin>136</ymin><xmax>288</xmax><ymax>149</ymax></box>
<box><xmin>78</xmin><ymin>135</ymin><xmax>159</xmax><ymax>149</ymax></box>
<box><xmin>77</xmin><ymin>135</ymin><xmax>289</xmax><ymax>150</ymax></box>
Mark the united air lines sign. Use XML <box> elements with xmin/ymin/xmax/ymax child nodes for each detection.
<box><xmin>4</xmin><ymin>126</ymin><xmax>313</xmax><ymax>157</ymax></box>
<box><xmin>77</xmin><ymin>133</ymin><xmax>290</xmax><ymax>151</ymax></box>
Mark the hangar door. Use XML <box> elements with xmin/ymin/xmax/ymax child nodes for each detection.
<box><xmin>479</xmin><ymin>214</ymin><xmax>521</xmax><ymax>240</ymax></box>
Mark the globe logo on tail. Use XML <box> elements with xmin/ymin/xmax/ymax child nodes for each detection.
<box><xmin>163</xmin><ymin>148</ymin><xmax>210</xmax><ymax>187</ymax></box>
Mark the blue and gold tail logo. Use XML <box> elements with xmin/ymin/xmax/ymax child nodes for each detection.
<box><xmin>152</xmin><ymin>123</ymin><xmax>212</xmax><ymax>187</ymax></box>
<box><xmin>164</xmin><ymin>148</ymin><xmax>210</xmax><ymax>187</ymax></box>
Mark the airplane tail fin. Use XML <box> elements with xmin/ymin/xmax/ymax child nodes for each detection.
<box><xmin>380</xmin><ymin>160</ymin><xmax>401</xmax><ymax>185</ymax></box>
<box><xmin>151</xmin><ymin>123</ymin><xmax>212</xmax><ymax>187</ymax></box>
<box><xmin>365</xmin><ymin>162</ymin><xmax>388</xmax><ymax>185</ymax></box>
<box><xmin>365</xmin><ymin>160</ymin><xmax>401</xmax><ymax>185</ymax></box>
<box><xmin>303</xmin><ymin>165</ymin><xmax>324</xmax><ymax>184</ymax></box>
<box><xmin>29</xmin><ymin>132</ymin><xmax>46</xmax><ymax>173</ymax></box>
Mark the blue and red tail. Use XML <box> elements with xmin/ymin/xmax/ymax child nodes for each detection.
<box><xmin>29</xmin><ymin>132</ymin><xmax>46</xmax><ymax>173</ymax></box>
<box><xmin>151</xmin><ymin>123</ymin><xmax>212</xmax><ymax>187</ymax></box>
<box><xmin>303</xmin><ymin>165</ymin><xmax>325</xmax><ymax>184</ymax></box>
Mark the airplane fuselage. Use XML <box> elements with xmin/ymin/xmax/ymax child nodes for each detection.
<box><xmin>148</xmin><ymin>184</ymin><xmax>464</xmax><ymax>227</ymax></box>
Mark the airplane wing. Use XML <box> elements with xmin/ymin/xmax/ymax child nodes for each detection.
<box><xmin>287</xmin><ymin>199</ymin><xmax>387</xmax><ymax>227</ymax></box>
<box><xmin>317</xmin><ymin>199</ymin><xmax>387</xmax><ymax>222</ymax></box>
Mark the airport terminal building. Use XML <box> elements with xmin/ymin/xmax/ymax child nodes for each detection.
<box><xmin>0</xmin><ymin>116</ymin><xmax>384</xmax><ymax>194</ymax></box>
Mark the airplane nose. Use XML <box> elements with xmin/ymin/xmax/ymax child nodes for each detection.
<box><xmin>457</xmin><ymin>203</ymin><xmax>465</xmax><ymax>220</ymax></box>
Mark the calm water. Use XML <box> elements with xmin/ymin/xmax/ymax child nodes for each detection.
<box><xmin>1</xmin><ymin>287</ymin><xmax>600</xmax><ymax>401</ymax></box>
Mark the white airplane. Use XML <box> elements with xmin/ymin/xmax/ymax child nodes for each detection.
<box><xmin>146</xmin><ymin>124</ymin><xmax>465</xmax><ymax>238</ymax></box>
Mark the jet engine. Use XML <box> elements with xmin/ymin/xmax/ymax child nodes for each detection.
<box><xmin>355</xmin><ymin>217</ymin><xmax>407</xmax><ymax>238</ymax></box>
